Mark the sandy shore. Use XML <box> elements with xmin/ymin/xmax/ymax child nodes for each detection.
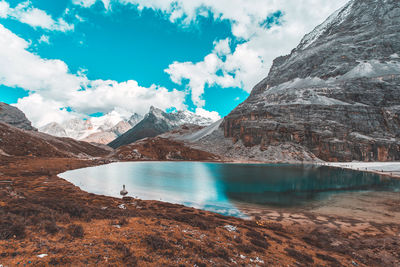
<box><xmin>317</xmin><ymin>162</ymin><xmax>400</xmax><ymax>178</ymax></box>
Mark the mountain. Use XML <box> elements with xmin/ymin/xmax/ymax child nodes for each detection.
<box><xmin>0</xmin><ymin>102</ymin><xmax>36</xmax><ymax>131</ymax></box>
<box><xmin>114</xmin><ymin>137</ymin><xmax>220</xmax><ymax>161</ymax></box>
<box><xmin>223</xmin><ymin>0</ymin><xmax>400</xmax><ymax>162</ymax></box>
<box><xmin>39</xmin><ymin>122</ymin><xmax>68</xmax><ymax>137</ymax></box>
<box><xmin>0</xmin><ymin>105</ymin><xmax>111</xmax><ymax>158</ymax></box>
<box><xmin>0</xmin><ymin>122</ymin><xmax>111</xmax><ymax>158</ymax></box>
<box><xmin>109</xmin><ymin>107</ymin><xmax>215</xmax><ymax>148</ymax></box>
<box><xmin>39</xmin><ymin>112</ymin><xmax>143</xmax><ymax>144</ymax></box>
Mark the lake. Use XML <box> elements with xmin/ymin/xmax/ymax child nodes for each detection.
<box><xmin>59</xmin><ymin>162</ymin><xmax>400</xmax><ymax>217</ymax></box>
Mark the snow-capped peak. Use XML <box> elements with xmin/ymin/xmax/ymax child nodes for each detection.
<box><xmin>145</xmin><ymin>107</ymin><xmax>216</xmax><ymax>127</ymax></box>
<box><xmin>298</xmin><ymin>0</ymin><xmax>354</xmax><ymax>50</ymax></box>
<box><xmin>39</xmin><ymin>110</ymin><xmax>142</xmax><ymax>141</ymax></box>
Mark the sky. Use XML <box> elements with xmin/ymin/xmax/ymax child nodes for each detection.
<box><xmin>0</xmin><ymin>0</ymin><xmax>348</xmax><ymax>127</ymax></box>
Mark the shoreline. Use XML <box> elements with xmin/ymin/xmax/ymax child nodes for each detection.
<box><xmin>65</xmin><ymin>158</ymin><xmax>400</xmax><ymax>180</ymax></box>
<box><xmin>316</xmin><ymin>161</ymin><xmax>400</xmax><ymax>179</ymax></box>
<box><xmin>1</xmin><ymin>156</ymin><xmax>400</xmax><ymax>266</ymax></box>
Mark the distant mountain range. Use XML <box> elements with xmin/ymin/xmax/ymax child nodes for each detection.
<box><xmin>0</xmin><ymin>102</ymin><xmax>218</xmax><ymax>161</ymax></box>
<box><xmin>108</xmin><ymin>106</ymin><xmax>215</xmax><ymax>148</ymax></box>
<box><xmin>38</xmin><ymin>106</ymin><xmax>215</xmax><ymax>146</ymax></box>
<box><xmin>39</xmin><ymin>112</ymin><xmax>143</xmax><ymax>145</ymax></box>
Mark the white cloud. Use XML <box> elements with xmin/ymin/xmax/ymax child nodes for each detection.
<box><xmin>166</xmin><ymin>51</ymin><xmax>236</xmax><ymax>107</ymax></box>
<box><xmin>38</xmin><ymin>34</ymin><xmax>50</xmax><ymax>44</ymax></box>
<box><xmin>0</xmin><ymin>1</ymin><xmax>9</xmax><ymax>18</ymax></box>
<box><xmin>165</xmin><ymin>40</ymin><xmax>263</xmax><ymax>106</ymax></box>
<box><xmin>195</xmin><ymin>108</ymin><xmax>221</xmax><ymax>121</ymax></box>
<box><xmin>68</xmin><ymin>79</ymin><xmax>186</xmax><ymax>116</ymax></box>
<box><xmin>0</xmin><ymin>0</ymin><xmax>74</xmax><ymax>32</ymax></box>
<box><xmin>73</xmin><ymin>0</ymin><xmax>111</xmax><ymax>10</ymax></box>
<box><xmin>15</xmin><ymin>94</ymin><xmax>78</xmax><ymax>127</ymax></box>
<box><xmin>213</xmin><ymin>38</ymin><xmax>230</xmax><ymax>56</ymax></box>
<box><xmin>0</xmin><ymin>23</ymin><xmax>187</xmax><ymax>127</ymax></box>
<box><xmin>0</xmin><ymin>24</ymin><xmax>85</xmax><ymax>101</ymax></box>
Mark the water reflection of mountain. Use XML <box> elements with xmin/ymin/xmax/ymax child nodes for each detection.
<box><xmin>213</xmin><ymin>164</ymin><xmax>400</xmax><ymax>207</ymax></box>
<box><xmin>61</xmin><ymin>162</ymin><xmax>400</xmax><ymax>212</ymax></box>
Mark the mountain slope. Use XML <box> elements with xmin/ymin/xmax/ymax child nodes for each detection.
<box><xmin>0</xmin><ymin>122</ymin><xmax>111</xmax><ymax>158</ymax></box>
<box><xmin>40</xmin><ymin>112</ymin><xmax>143</xmax><ymax>144</ymax></box>
<box><xmin>0</xmin><ymin>102</ymin><xmax>36</xmax><ymax>131</ymax></box>
<box><xmin>223</xmin><ymin>0</ymin><xmax>400</xmax><ymax>162</ymax></box>
<box><xmin>109</xmin><ymin>107</ymin><xmax>215</xmax><ymax>149</ymax></box>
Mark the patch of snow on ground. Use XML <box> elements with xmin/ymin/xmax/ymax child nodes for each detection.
<box><xmin>318</xmin><ymin>162</ymin><xmax>400</xmax><ymax>178</ymax></box>
<box><xmin>177</xmin><ymin>119</ymin><xmax>223</xmax><ymax>142</ymax></box>
<box><xmin>224</xmin><ymin>225</ymin><xmax>237</xmax><ymax>232</ymax></box>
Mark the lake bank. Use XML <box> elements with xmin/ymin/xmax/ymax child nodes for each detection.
<box><xmin>317</xmin><ymin>162</ymin><xmax>400</xmax><ymax>179</ymax></box>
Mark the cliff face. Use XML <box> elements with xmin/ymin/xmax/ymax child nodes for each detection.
<box><xmin>223</xmin><ymin>0</ymin><xmax>400</xmax><ymax>162</ymax></box>
<box><xmin>0</xmin><ymin>102</ymin><xmax>37</xmax><ymax>131</ymax></box>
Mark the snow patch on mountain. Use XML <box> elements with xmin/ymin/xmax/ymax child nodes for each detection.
<box><xmin>39</xmin><ymin>111</ymin><xmax>143</xmax><ymax>143</ymax></box>
<box><xmin>146</xmin><ymin>106</ymin><xmax>217</xmax><ymax>127</ymax></box>
<box><xmin>298</xmin><ymin>0</ymin><xmax>354</xmax><ymax>50</ymax></box>
<box><xmin>343</xmin><ymin>60</ymin><xmax>400</xmax><ymax>79</ymax></box>
<box><xmin>176</xmin><ymin>119</ymin><xmax>223</xmax><ymax>142</ymax></box>
<box><xmin>108</xmin><ymin>106</ymin><xmax>218</xmax><ymax>148</ymax></box>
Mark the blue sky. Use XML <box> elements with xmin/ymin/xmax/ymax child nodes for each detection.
<box><xmin>0</xmin><ymin>0</ymin><xmax>347</xmax><ymax>127</ymax></box>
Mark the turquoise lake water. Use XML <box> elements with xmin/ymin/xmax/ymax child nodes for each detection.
<box><xmin>59</xmin><ymin>162</ymin><xmax>400</xmax><ymax>217</ymax></box>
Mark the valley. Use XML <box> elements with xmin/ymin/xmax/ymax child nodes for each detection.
<box><xmin>1</xmin><ymin>0</ymin><xmax>400</xmax><ymax>266</ymax></box>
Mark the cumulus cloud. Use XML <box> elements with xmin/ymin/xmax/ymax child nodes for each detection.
<box><xmin>73</xmin><ymin>0</ymin><xmax>348</xmax><ymax>108</ymax></box>
<box><xmin>0</xmin><ymin>1</ymin><xmax>9</xmax><ymax>18</ymax></box>
<box><xmin>38</xmin><ymin>35</ymin><xmax>50</xmax><ymax>44</ymax></box>
<box><xmin>195</xmin><ymin>108</ymin><xmax>221</xmax><ymax>121</ymax></box>
<box><xmin>73</xmin><ymin>0</ymin><xmax>111</xmax><ymax>10</ymax></box>
<box><xmin>15</xmin><ymin>94</ymin><xmax>79</xmax><ymax>127</ymax></box>
<box><xmin>166</xmin><ymin>51</ymin><xmax>235</xmax><ymax>107</ymax></box>
<box><xmin>165</xmin><ymin>39</ymin><xmax>263</xmax><ymax>106</ymax></box>
<box><xmin>68</xmin><ymin>80</ymin><xmax>186</xmax><ymax>116</ymax></box>
<box><xmin>0</xmin><ymin>23</ymin><xmax>187</xmax><ymax>127</ymax></box>
<box><xmin>0</xmin><ymin>0</ymin><xmax>74</xmax><ymax>31</ymax></box>
<box><xmin>0</xmin><ymin>24</ymin><xmax>85</xmax><ymax>101</ymax></box>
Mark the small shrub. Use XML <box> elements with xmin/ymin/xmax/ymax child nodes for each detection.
<box><xmin>285</xmin><ymin>248</ymin><xmax>314</xmax><ymax>264</ymax></box>
<box><xmin>215</xmin><ymin>247</ymin><xmax>230</xmax><ymax>261</ymax></box>
<box><xmin>67</xmin><ymin>224</ymin><xmax>84</xmax><ymax>238</ymax></box>
<box><xmin>316</xmin><ymin>253</ymin><xmax>340</xmax><ymax>265</ymax></box>
<box><xmin>144</xmin><ymin>234</ymin><xmax>172</xmax><ymax>251</ymax></box>
<box><xmin>115</xmin><ymin>242</ymin><xmax>138</xmax><ymax>266</ymax></box>
<box><xmin>43</xmin><ymin>220</ymin><xmax>59</xmax><ymax>235</ymax></box>
<box><xmin>246</xmin><ymin>230</ymin><xmax>263</xmax><ymax>239</ymax></box>
<box><xmin>0</xmin><ymin>217</ymin><xmax>25</xmax><ymax>240</ymax></box>
<box><xmin>250</xmin><ymin>238</ymin><xmax>270</xmax><ymax>249</ymax></box>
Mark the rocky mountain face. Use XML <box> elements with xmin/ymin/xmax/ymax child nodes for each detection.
<box><xmin>109</xmin><ymin>107</ymin><xmax>215</xmax><ymax>148</ymax></box>
<box><xmin>114</xmin><ymin>137</ymin><xmax>220</xmax><ymax>161</ymax></box>
<box><xmin>223</xmin><ymin>0</ymin><xmax>400</xmax><ymax>162</ymax></box>
<box><xmin>0</xmin><ymin>102</ymin><xmax>36</xmax><ymax>131</ymax></box>
<box><xmin>0</xmin><ymin>122</ymin><xmax>111</xmax><ymax>158</ymax></box>
<box><xmin>40</xmin><ymin>112</ymin><xmax>143</xmax><ymax>145</ymax></box>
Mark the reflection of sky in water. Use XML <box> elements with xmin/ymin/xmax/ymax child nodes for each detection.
<box><xmin>59</xmin><ymin>162</ymin><xmax>400</xmax><ymax>217</ymax></box>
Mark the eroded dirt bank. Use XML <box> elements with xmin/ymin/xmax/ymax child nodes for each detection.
<box><xmin>1</xmin><ymin>156</ymin><xmax>399</xmax><ymax>266</ymax></box>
